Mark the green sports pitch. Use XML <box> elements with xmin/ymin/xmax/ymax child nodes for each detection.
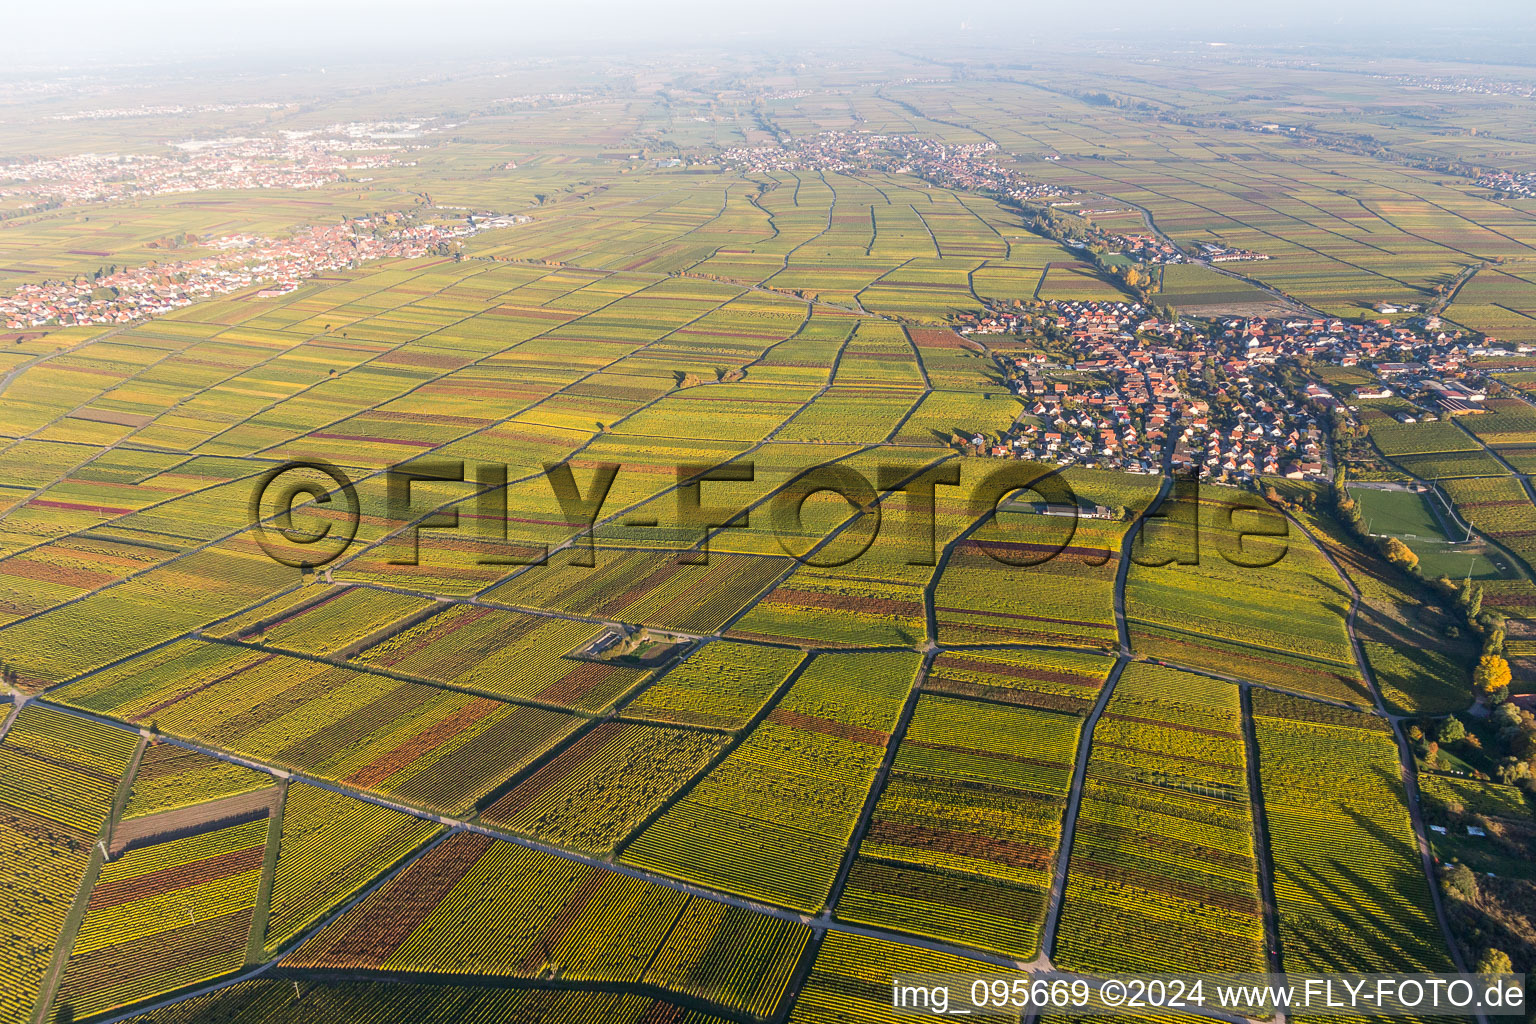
<box><xmin>1352</xmin><ymin>485</ymin><xmax>1513</xmax><ymax>579</ymax></box>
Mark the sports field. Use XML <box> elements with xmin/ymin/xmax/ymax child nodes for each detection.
<box><xmin>1352</xmin><ymin>485</ymin><xmax>1513</xmax><ymax>579</ymax></box>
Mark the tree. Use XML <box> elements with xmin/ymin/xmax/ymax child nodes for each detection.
<box><xmin>1492</xmin><ymin>702</ymin><xmax>1522</xmax><ymax>732</ymax></box>
<box><xmin>1384</xmin><ymin>537</ymin><xmax>1419</xmax><ymax>573</ymax></box>
<box><xmin>1437</xmin><ymin>717</ymin><xmax>1467</xmax><ymax>745</ymax></box>
<box><xmin>1495</xmin><ymin>756</ymin><xmax>1530</xmax><ymax>785</ymax></box>
<box><xmin>1465</xmin><ymin>583</ymin><xmax>1483</xmax><ymax>621</ymax></box>
<box><xmin>1476</xmin><ymin>949</ymin><xmax>1513</xmax><ymax>978</ymax></box>
<box><xmin>1443</xmin><ymin>862</ymin><xmax>1478</xmax><ymax>901</ymax></box>
<box><xmin>1474</xmin><ymin>654</ymin><xmax>1512</xmax><ymax>703</ymax></box>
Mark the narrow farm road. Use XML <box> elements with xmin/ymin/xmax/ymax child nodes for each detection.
<box><xmin>1039</xmin><ymin>473</ymin><xmax>1172</xmax><ymax>960</ymax></box>
<box><xmin>1271</xmin><ymin>506</ymin><xmax>1481</xmax><ymax>1000</ymax></box>
<box><xmin>1240</xmin><ymin>685</ymin><xmax>1286</xmax><ymax>1021</ymax></box>
<box><xmin>37</xmin><ymin>697</ymin><xmax>1275</xmax><ymax>1024</ymax></box>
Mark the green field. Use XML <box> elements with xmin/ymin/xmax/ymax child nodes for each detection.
<box><xmin>0</xmin><ymin>41</ymin><xmax>1526</xmax><ymax>1024</ymax></box>
<box><xmin>1352</xmin><ymin>485</ymin><xmax>1515</xmax><ymax>579</ymax></box>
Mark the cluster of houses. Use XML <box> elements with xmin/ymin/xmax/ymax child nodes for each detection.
<box><xmin>49</xmin><ymin>101</ymin><xmax>284</xmax><ymax>122</ymax></box>
<box><xmin>718</xmin><ymin>131</ymin><xmax>1072</xmax><ymax>203</ymax></box>
<box><xmin>1112</xmin><ymin>233</ymin><xmax>1186</xmax><ymax>263</ymax></box>
<box><xmin>1204</xmin><ymin>312</ymin><xmax>1477</xmax><ymax>372</ymax></box>
<box><xmin>0</xmin><ymin>215</ymin><xmax>503</xmax><ymax>328</ymax></box>
<box><xmin>1387</xmin><ymin>73</ymin><xmax>1536</xmax><ymax>99</ymax></box>
<box><xmin>1476</xmin><ymin>171</ymin><xmax>1536</xmax><ymax>199</ymax></box>
<box><xmin>950</xmin><ymin>297</ymin><xmax>1512</xmax><ymax>482</ymax></box>
<box><xmin>968</xmin><ymin>300</ymin><xmax>1180</xmax><ymax>472</ymax></box>
<box><xmin>1370</xmin><ymin>363</ymin><xmax>1492</xmax><ymax>415</ymax></box>
<box><xmin>1179</xmin><ymin>382</ymin><xmax>1327</xmax><ymax>480</ymax></box>
<box><xmin>0</xmin><ymin>135</ymin><xmax>400</xmax><ymax>210</ymax></box>
<box><xmin>1199</xmin><ymin>242</ymin><xmax>1271</xmax><ymax>263</ymax></box>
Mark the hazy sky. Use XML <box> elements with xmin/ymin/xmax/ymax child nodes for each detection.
<box><xmin>6</xmin><ymin>0</ymin><xmax>1533</xmax><ymax>67</ymax></box>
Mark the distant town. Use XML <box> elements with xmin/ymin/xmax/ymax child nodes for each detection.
<box><xmin>955</xmin><ymin>298</ymin><xmax>1509</xmax><ymax>483</ymax></box>
<box><xmin>720</xmin><ymin>130</ymin><xmax>1073</xmax><ymax>204</ymax></box>
<box><xmin>0</xmin><ymin>213</ymin><xmax>527</xmax><ymax>328</ymax></box>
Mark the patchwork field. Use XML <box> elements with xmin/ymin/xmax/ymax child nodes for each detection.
<box><xmin>0</xmin><ymin>46</ymin><xmax>1511</xmax><ymax>1024</ymax></box>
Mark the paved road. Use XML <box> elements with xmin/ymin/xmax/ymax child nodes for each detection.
<box><xmin>1240</xmin><ymin>684</ymin><xmax>1287</xmax><ymax>1022</ymax></box>
<box><xmin>1273</xmin><ymin>505</ymin><xmax>1482</xmax><ymax>1008</ymax></box>
<box><xmin>1038</xmin><ymin>474</ymin><xmax>1172</xmax><ymax>960</ymax></box>
<box><xmin>38</xmin><ymin>694</ymin><xmax>1281</xmax><ymax>1024</ymax></box>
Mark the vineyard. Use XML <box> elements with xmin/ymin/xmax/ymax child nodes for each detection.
<box><xmin>934</xmin><ymin>471</ymin><xmax>1158</xmax><ymax>650</ymax></box>
<box><xmin>622</xmin><ymin>651</ymin><xmax>918</xmax><ymax>911</ymax></box>
<box><xmin>1458</xmin><ymin>398</ymin><xmax>1536</xmax><ymax>448</ymax></box>
<box><xmin>0</xmin><ymin>706</ymin><xmax>137</xmax><ymax>1022</ymax></box>
<box><xmin>1368</xmin><ymin>420</ymin><xmax>1481</xmax><ymax>457</ymax></box>
<box><xmin>1251</xmin><ymin>692</ymin><xmax>1452</xmax><ymax>975</ymax></box>
<box><xmin>287</xmin><ymin>831</ymin><xmax>808</xmax><ymax>1017</ymax></box>
<box><xmin>727</xmin><ymin>541</ymin><xmax>930</xmax><ymax>648</ymax></box>
<box><xmin>1126</xmin><ymin>495</ymin><xmax>1369</xmax><ymax>702</ymax></box>
<box><xmin>789</xmin><ymin>929</ymin><xmax>1017</xmax><ymax>1023</ymax></box>
<box><xmin>1054</xmin><ymin>664</ymin><xmax>1266</xmax><ymax>977</ymax></box>
<box><xmin>837</xmin><ymin>693</ymin><xmax>1081</xmax><ymax>958</ymax></box>
<box><xmin>1438</xmin><ymin>475</ymin><xmax>1536</xmax><ymax>569</ymax></box>
<box><xmin>482</xmin><ymin>549</ymin><xmax>792</xmax><ymax>634</ymax></box>
<box><xmin>478</xmin><ymin>721</ymin><xmax>728</xmax><ymax>853</ymax></box>
<box><xmin>264</xmin><ymin>784</ymin><xmax>442</xmax><ymax>954</ymax></box>
<box><xmin>58</xmin><ymin>817</ymin><xmax>268</xmax><ymax>1018</ymax></box>
<box><xmin>2</xmin><ymin>47</ymin><xmax>1531</xmax><ymax>1024</ymax></box>
<box><xmin>122</xmin><ymin>981</ymin><xmax>735</xmax><ymax>1023</ymax></box>
<box><xmin>924</xmin><ymin>648</ymin><xmax>1113</xmax><ymax>712</ymax></box>
<box><xmin>231</xmin><ymin>585</ymin><xmax>436</xmax><ymax>658</ymax></box>
<box><xmin>1281</xmin><ymin>490</ymin><xmax>1473</xmax><ymax>714</ymax></box>
<box><xmin>623</xmin><ymin>642</ymin><xmax>805</xmax><ymax>730</ymax></box>
<box><xmin>121</xmin><ymin>743</ymin><xmax>274</xmax><ymax>820</ymax></box>
<box><xmin>55</xmin><ymin>641</ymin><xmax>588</xmax><ymax>816</ymax></box>
<box><xmin>351</xmin><ymin>604</ymin><xmax>648</xmax><ymax>713</ymax></box>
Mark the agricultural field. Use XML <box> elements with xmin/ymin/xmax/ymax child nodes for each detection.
<box><xmin>287</xmin><ymin>831</ymin><xmax>809</xmax><ymax>1018</ymax></box>
<box><xmin>1126</xmin><ymin>492</ymin><xmax>1369</xmax><ymax>703</ymax></box>
<box><xmin>790</xmin><ymin>929</ymin><xmax>1018</xmax><ymax>1023</ymax></box>
<box><xmin>1367</xmin><ymin>419</ymin><xmax>1483</xmax><ymax>459</ymax></box>
<box><xmin>1156</xmin><ymin>264</ymin><xmax>1279</xmax><ymax>311</ymax></box>
<box><xmin>122</xmin><ymin>982</ymin><xmax>739</xmax><ymax>1024</ymax></box>
<box><xmin>2</xmin><ymin>44</ymin><xmax>1525</xmax><ymax>1024</ymax></box>
<box><xmin>53</xmin><ymin>641</ymin><xmax>588</xmax><ymax>817</ymax></box>
<box><xmin>121</xmin><ymin>743</ymin><xmax>275</xmax><ymax>820</ymax></box>
<box><xmin>837</xmin><ymin>693</ymin><xmax>1081</xmax><ymax>958</ymax></box>
<box><xmin>478</xmin><ymin>721</ymin><xmax>729</xmax><ymax>853</ymax></box>
<box><xmin>622</xmin><ymin>641</ymin><xmax>805</xmax><ymax>730</ymax></box>
<box><xmin>1252</xmin><ymin>692</ymin><xmax>1452</xmax><ymax>975</ymax></box>
<box><xmin>622</xmin><ymin>651</ymin><xmax>918</xmax><ymax>911</ymax></box>
<box><xmin>1447</xmin><ymin>266</ymin><xmax>1536</xmax><ymax>344</ymax></box>
<box><xmin>347</xmin><ymin>602</ymin><xmax>652</xmax><ymax>713</ymax></box>
<box><xmin>263</xmin><ymin>784</ymin><xmax>442</xmax><ymax>955</ymax></box>
<box><xmin>924</xmin><ymin>647</ymin><xmax>1114</xmax><ymax>713</ymax></box>
<box><xmin>1054</xmin><ymin>664</ymin><xmax>1266</xmax><ymax>977</ymax></box>
<box><xmin>934</xmin><ymin>468</ymin><xmax>1159</xmax><ymax>649</ymax></box>
<box><xmin>1439</xmin><ymin>475</ymin><xmax>1536</xmax><ymax>573</ymax></box>
<box><xmin>58</xmin><ymin>818</ymin><xmax>268</xmax><ymax>1018</ymax></box>
<box><xmin>482</xmin><ymin>548</ymin><xmax>792</xmax><ymax>633</ymax></box>
<box><xmin>0</xmin><ymin>706</ymin><xmax>138</xmax><ymax>1022</ymax></box>
<box><xmin>1269</xmin><ymin>483</ymin><xmax>1476</xmax><ymax>715</ymax></box>
<box><xmin>1459</xmin><ymin>398</ymin><xmax>1536</xmax><ymax>449</ymax></box>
